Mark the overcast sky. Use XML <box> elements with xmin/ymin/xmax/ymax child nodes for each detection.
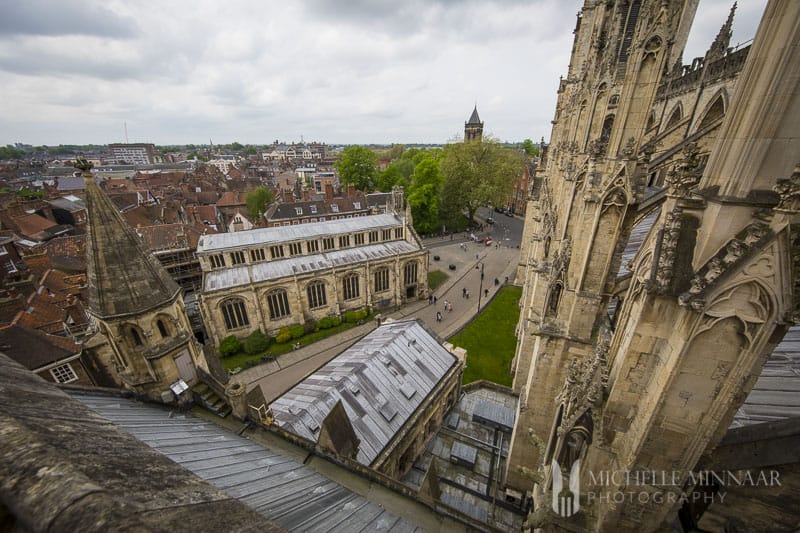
<box><xmin>0</xmin><ymin>0</ymin><xmax>767</xmax><ymax>147</ymax></box>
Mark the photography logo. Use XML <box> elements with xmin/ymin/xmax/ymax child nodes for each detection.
<box><xmin>552</xmin><ymin>459</ymin><xmax>581</xmax><ymax>517</ymax></box>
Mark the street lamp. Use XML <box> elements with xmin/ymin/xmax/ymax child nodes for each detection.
<box><xmin>477</xmin><ymin>261</ymin><xmax>485</xmax><ymax>312</ymax></box>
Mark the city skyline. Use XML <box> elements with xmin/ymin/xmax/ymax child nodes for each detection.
<box><xmin>1</xmin><ymin>0</ymin><xmax>766</xmax><ymax>146</ymax></box>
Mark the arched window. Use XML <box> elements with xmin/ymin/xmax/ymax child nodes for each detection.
<box><xmin>665</xmin><ymin>104</ymin><xmax>682</xmax><ymax>130</ymax></box>
<box><xmin>306</xmin><ymin>281</ymin><xmax>327</xmax><ymax>309</ymax></box>
<box><xmin>404</xmin><ymin>261</ymin><xmax>418</xmax><ymax>286</ymax></box>
<box><xmin>130</xmin><ymin>327</ymin><xmax>143</xmax><ymax>346</ymax></box>
<box><xmin>374</xmin><ymin>267</ymin><xmax>390</xmax><ymax>293</ymax></box>
<box><xmin>157</xmin><ymin>319</ymin><xmax>169</xmax><ymax>338</ymax></box>
<box><xmin>599</xmin><ymin>115</ymin><xmax>614</xmax><ymax>151</ymax></box>
<box><xmin>698</xmin><ymin>95</ymin><xmax>725</xmax><ymax>131</ymax></box>
<box><xmin>546</xmin><ymin>282</ymin><xmax>563</xmax><ymax>317</ymax></box>
<box><xmin>544</xmin><ymin>236</ymin><xmax>552</xmax><ymax>258</ymax></box>
<box><xmin>221</xmin><ymin>298</ymin><xmax>249</xmax><ymax>330</ymax></box>
<box><xmin>343</xmin><ymin>274</ymin><xmax>360</xmax><ymax>300</ymax></box>
<box><xmin>267</xmin><ymin>289</ymin><xmax>291</xmax><ymax>320</ymax></box>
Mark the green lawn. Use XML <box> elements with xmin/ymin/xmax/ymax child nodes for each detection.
<box><xmin>428</xmin><ymin>270</ymin><xmax>449</xmax><ymax>292</ymax></box>
<box><xmin>221</xmin><ymin>318</ymin><xmax>369</xmax><ymax>372</ymax></box>
<box><xmin>448</xmin><ymin>285</ymin><xmax>522</xmax><ymax>386</ymax></box>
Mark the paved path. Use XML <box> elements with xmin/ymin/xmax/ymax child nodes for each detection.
<box><xmin>234</xmin><ymin>234</ymin><xmax>521</xmax><ymax>404</ymax></box>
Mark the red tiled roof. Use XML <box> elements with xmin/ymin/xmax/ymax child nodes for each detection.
<box><xmin>12</xmin><ymin>213</ymin><xmax>57</xmax><ymax>239</ymax></box>
<box><xmin>216</xmin><ymin>191</ymin><xmax>246</xmax><ymax>207</ymax></box>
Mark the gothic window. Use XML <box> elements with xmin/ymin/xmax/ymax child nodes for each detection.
<box><xmin>267</xmin><ymin>289</ymin><xmax>291</xmax><ymax>320</ymax></box>
<box><xmin>355</xmin><ymin>233</ymin><xmax>365</xmax><ymax>246</ymax></box>
<box><xmin>599</xmin><ymin>115</ymin><xmax>614</xmax><ymax>153</ymax></box>
<box><xmin>323</xmin><ymin>237</ymin><xmax>335</xmax><ymax>251</ymax></box>
<box><xmin>343</xmin><ymin>274</ymin><xmax>360</xmax><ymax>300</ymax></box>
<box><xmin>157</xmin><ymin>319</ymin><xmax>169</xmax><ymax>338</ymax></box>
<box><xmin>382</xmin><ymin>229</ymin><xmax>391</xmax><ymax>240</ymax></box>
<box><xmin>369</xmin><ymin>230</ymin><xmax>378</xmax><ymax>243</ymax></box>
<box><xmin>306</xmin><ymin>281</ymin><xmax>327</xmax><ymax>309</ymax></box>
<box><xmin>221</xmin><ymin>298</ymin><xmax>249</xmax><ymax>330</ymax></box>
<box><xmin>665</xmin><ymin>104</ymin><xmax>683</xmax><ymax>130</ymax></box>
<box><xmin>231</xmin><ymin>250</ymin><xmax>245</xmax><ymax>265</ymax></box>
<box><xmin>404</xmin><ymin>261</ymin><xmax>418</xmax><ymax>286</ymax></box>
<box><xmin>698</xmin><ymin>95</ymin><xmax>725</xmax><ymax>131</ymax></box>
<box><xmin>374</xmin><ymin>268</ymin><xmax>390</xmax><ymax>293</ymax></box>
<box><xmin>544</xmin><ymin>236</ymin><xmax>552</xmax><ymax>258</ymax></box>
<box><xmin>339</xmin><ymin>235</ymin><xmax>350</xmax><ymax>248</ymax></box>
<box><xmin>546</xmin><ymin>282</ymin><xmax>563</xmax><ymax>317</ymax></box>
<box><xmin>394</xmin><ymin>228</ymin><xmax>403</xmax><ymax>239</ymax></box>
<box><xmin>130</xmin><ymin>327</ymin><xmax>143</xmax><ymax>346</ymax></box>
<box><xmin>289</xmin><ymin>242</ymin><xmax>302</xmax><ymax>256</ymax></box>
<box><xmin>307</xmin><ymin>240</ymin><xmax>319</xmax><ymax>253</ymax></box>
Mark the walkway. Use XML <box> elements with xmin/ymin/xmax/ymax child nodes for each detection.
<box><xmin>234</xmin><ymin>237</ymin><xmax>521</xmax><ymax>404</ymax></box>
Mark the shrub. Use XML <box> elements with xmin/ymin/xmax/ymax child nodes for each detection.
<box><xmin>218</xmin><ymin>335</ymin><xmax>241</xmax><ymax>357</ymax></box>
<box><xmin>275</xmin><ymin>327</ymin><xmax>292</xmax><ymax>344</ymax></box>
<box><xmin>319</xmin><ymin>316</ymin><xmax>341</xmax><ymax>329</ymax></box>
<box><xmin>304</xmin><ymin>320</ymin><xmax>319</xmax><ymax>334</ymax></box>
<box><xmin>288</xmin><ymin>323</ymin><xmax>305</xmax><ymax>339</ymax></box>
<box><xmin>244</xmin><ymin>329</ymin><xmax>271</xmax><ymax>354</ymax></box>
<box><xmin>344</xmin><ymin>308</ymin><xmax>369</xmax><ymax>323</ymax></box>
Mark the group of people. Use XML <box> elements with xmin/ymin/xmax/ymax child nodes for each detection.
<box><xmin>435</xmin><ymin>299</ymin><xmax>453</xmax><ymax>322</ymax></box>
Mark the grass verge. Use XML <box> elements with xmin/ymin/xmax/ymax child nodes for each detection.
<box><xmin>448</xmin><ymin>285</ymin><xmax>522</xmax><ymax>386</ymax></box>
<box><xmin>428</xmin><ymin>270</ymin><xmax>449</xmax><ymax>292</ymax></box>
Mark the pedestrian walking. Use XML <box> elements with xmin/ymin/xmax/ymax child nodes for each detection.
<box><xmin>466</xmin><ymin>290</ymin><xmax>470</xmax><ymax>299</ymax></box>
<box><xmin>436</xmin><ymin>311</ymin><xmax>442</xmax><ymax>322</ymax></box>
<box><xmin>434</xmin><ymin>295</ymin><xmax>438</xmax><ymax>304</ymax></box>
<box><xmin>494</xmin><ymin>277</ymin><xmax>499</xmax><ymax>286</ymax></box>
<box><xmin>443</xmin><ymin>299</ymin><xmax>449</xmax><ymax>311</ymax></box>
<box><xmin>462</xmin><ymin>287</ymin><xmax>467</xmax><ymax>298</ymax></box>
<box><xmin>448</xmin><ymin>302</ymin><xmax>453</xmax><ymax>312</ymax></box>
<box><xmin>484</xmin><ymin>288</ymin><xmax>489</xmax><ymax>298</ymax></box>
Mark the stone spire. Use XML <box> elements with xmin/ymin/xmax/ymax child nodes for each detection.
<box><xmin>706</xmin><ymin>2</ymin><xmax>736</xmax><ymax>62</ymax></box>
<box><xmin>467</xmin><ymin>105</ymin><xmax>481</xmax><ymax>125</ymax></box>
<box><xmin>82</xmin><ymin>164</ymin><xmax>180</xmax><ymax>319</ymax></box>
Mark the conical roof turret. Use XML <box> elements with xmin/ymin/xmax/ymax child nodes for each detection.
<box><xmin>82</xmin><ymin>161</ymin><xmax>180</xmax><ymax>318</ymax></box>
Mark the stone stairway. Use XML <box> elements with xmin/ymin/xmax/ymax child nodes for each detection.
<box><xmin>192</xmin><ymin>381</ymin><xmax>232</xmax><ymax>418</ymax></box>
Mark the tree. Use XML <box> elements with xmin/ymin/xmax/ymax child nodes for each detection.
<box><xmin>440</xmin><ymin>138</ymin><xmax>526</xmax><ymax>224</ymax></box>
<box><xmin>519</xmin><ymin>138</ymin><xmax>540</xmax><ymax>157</ymax></box>
<box><xmin>334</xmin><ymin>146</ymin><xmax>377</xmax><ymax>191</ymax></box>
<box><xmin>245</xmin><ymin>186</ymin><xmax>274</xmax><ymax>221</ymax></box>
<box><xmin>375</xmin><ymin>158</ymin><xmax>414</xmax><ymax>192</ymax></box>
<box><xmin>0</xmin><ymin>145</ymin><xmax>25</xmax><ymax>160</ymax></box>
<box><xmin>407</xmin><ymin>157</ymin><xmax>443</xmax><ymax>234</ymax></box>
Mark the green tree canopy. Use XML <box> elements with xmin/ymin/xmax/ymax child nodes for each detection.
<box><xmin>519</xmin><ymin>138</ymin><xmax>540</xmax><ymax>157</ymax></box>
<box><xmin>245</xmin><ymin>186</ymin><xmax>274</xmax><ymax>221</ymax></box>
<box><xmin>376</xmin><ymin>158</ymin><xmax>414</xmax><ymax>192</ymax></box>
<box><xmin>440</xmin><ymin>138</ymin><xmax>526</xmax><ymax>224</ymax></box>
<box><xmin>0</xmin><ymin>145</ymin><xmax>25</xmax><ymax>160</ymax></box>
<box><xmin>334</xmin><ymin>146</ymin><xmax>377</xmax><ymax>191</ymax></box>
<box><xmin>407</xmin><ymin>156</ymin><xmax>443</xmax><ymax>234</ymax></box>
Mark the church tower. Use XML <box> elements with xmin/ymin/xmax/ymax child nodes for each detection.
<box><xmin>465</xmin><ymin>105</ymin><xmax>484</xmax><ymax>142</ymax></box>
<box><xmin>81</xmin><ymin>160</ymin><xmax>211</xmax><ymax>403</ymax></box>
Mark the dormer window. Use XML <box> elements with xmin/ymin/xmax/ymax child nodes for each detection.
<box><xmin>295</xmin><ymin>207</ymin><xmax>303</xmax><ymax>215</ymax></box>
<box><xmin>310</xmin><ymin>205</ymin><xmax>318</xmax><ymax>214</ymax></box>
<box><xmin>353</xmin><ymin>202</ymin><xmax>361</xmax><ymax>209</ymax></box>
<box><xmin>331</xmin><ymin>204</ymin><xmax>339</xmax><ymax>213</ymax></box>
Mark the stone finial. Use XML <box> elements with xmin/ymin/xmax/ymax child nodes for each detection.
<box><xmin>706</xmin><ymin>2</ymin><xmax>736</xmax><ymax>62</ymax></box>
<box><xmin>73</xmin><ymin>155</ymin><xmax>94</xmax><ymax>174</ymax></box>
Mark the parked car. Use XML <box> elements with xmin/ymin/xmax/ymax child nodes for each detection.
<box><xmin>484</xmin><ymin>237</ymin><xmax>493</xmax><ymax>246</ymax></box>
<box><xmin>486</xmin><ymin>217</ymin><xmax>494</xmax><ymax>224</ymax></box>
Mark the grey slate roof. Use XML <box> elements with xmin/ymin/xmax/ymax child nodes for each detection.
<box><xmin>732</xmin><ymin>325</ymin><xmax>800</xmax><ymax>428</ymax></box>
<box><xmin>270</xmin><ymin>319</ymin><xmax>459</xmax><ymax>467</ymax></box>
<box><xmin>467</xmin><ymin>106</ymin><xmax>482</xmax><ymax>125</ymax></box>
<box><xmin>204</xmin><ymin>240</ymin><xmax>420</xmax><ymax>292</ymax></box>
<box><xmin>617</xmin><ymin>207</ymin><xmax>661</xmax><ymax>277</ymax></box>
<box><xmin>472</xmin><ymin>399</ymin><xmax>515</xmax><ymax>433</ymax></box>
<box><xmin>198</xmin><ymin>213</ymin><xmax>402</xmax><ymax>253</ymax></box>
<box><xmin>72</xmin><ymin>391</ymin><xmax>423</xmax><ymax>532</ymax></box>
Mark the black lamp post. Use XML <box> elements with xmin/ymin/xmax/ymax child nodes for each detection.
<box><xmin>477</xmin><ymin>261</ymin><xmax>485</xmax><ymax>311</ymax></box>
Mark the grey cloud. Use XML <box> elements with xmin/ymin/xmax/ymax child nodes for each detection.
<box><xmin>0</xmin><ymin>0</ymin><xmax>138</xmax><ymax>38</ymax></box>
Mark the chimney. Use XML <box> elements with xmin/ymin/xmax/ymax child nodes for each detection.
<box><xmin>325</xmin><ymin>183</ymin><xmax>334</xmax><ymax>201</ymax></box>
<box><xmin>347</xmin><ymin>184</ymin><xmax>355</xmax><ymax>198</ymax></box>
<box><xmin>303</xmin><ymin>189</ymin><xmax>310</xmax><ymax>201</ymax></box>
